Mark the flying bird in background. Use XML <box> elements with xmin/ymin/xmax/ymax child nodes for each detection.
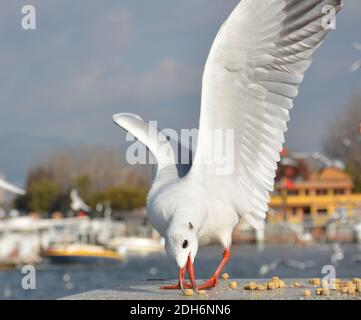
<box><xmin>113</xmin><ymin>0</ymin><xmax>342</xmax><ymax>291</ymax></box>
<box><xmin>70</xmin><ymin>189</ymin><xmax>91</xmax><ymax>213</ymax></box>
<box><xmin>350</xmin><ymin>42</ymin><xmax>361</xmax><ymax>72</ymax></box>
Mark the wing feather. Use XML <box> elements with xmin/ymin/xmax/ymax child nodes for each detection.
<box><xmin>190</xmin><ymin>0</ymin><xmax>342</xmax><ymax>229</ymax></box>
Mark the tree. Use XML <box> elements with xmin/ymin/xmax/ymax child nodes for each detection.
<box><xmin>26</xmin><ymin>178</ymin><xmax>61</xmax><ymax>213</ymax></box>
<box><xmin>323</xmin><ymin>94</ymin><xmax>361</xmax><ymax>191</ymax></box>
<box><xmin>42</xmin><ymin>146</ymin><xmax>149</xmax><ymax>191</ymax></box>
<box><xmin>74</xmin><ymin>174</ymin><xmax>92</xmax><ymax>200</ymax></box>
<box><xmin>14</xmin><ymin>146</ymin><xmax>150</xmax><ymax>213</ymax></box>
<box><xmin>89</xmin><ymin>186</ymin><xmax>147</xmax><ymax>211</ymax></box>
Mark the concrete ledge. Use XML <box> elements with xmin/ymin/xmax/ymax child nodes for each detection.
<box><xmin>62</xmin><ymin>279</ymin><xmax>361</xmax><ymax>300</ymax></box>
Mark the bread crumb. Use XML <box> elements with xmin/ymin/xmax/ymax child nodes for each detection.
<box><xmin>244</xmin><ymin>282</ymin><xmax>257</xmax><ymax>290</ymax></box>
<box><xmin>183</xmin><ymin>289</ymin><xmax>193</xmax><ymax>296</ymax></box>
<box><xmin>322</xmin><ymin>288</ymin><xmax>330</xmax><ymax>296</ymax></box>
<box><xmin>267</xmin><ymin>282</ymin><xmax>276</xmax><ymax>290</ymax></box>
<box><xmin>348</xmin><ymin>287</ymin><xmax>356</xmax><ymax>295</ymax></box>
<box><xmin>197</xmin><ymin>290</ymin><xmax>206</xmax><ymax>296</ymax></box>
<box><xmin>221</xmin><ymin>273</ymin><xmax>229</xmax><ymax>280</ymax></box>
<box><xmin>309</xmin><ymin>278</ymin><xmax>321</xmax><ymax>286</ymax></box>
<box><xmin>257</xmin><ymin>284</ymin><xmax>267</xmax><ymax>291</ymax></box>
<box><xmin>356</xmin><ymin>283</ymin><xmax>361</xmax><ymax>293</ymax></box>
<box><xmin>341</xmin><ymin>287</ymin><xmax>349</xmax><ymax>294</ymax></box>
<box><xmin>303</xmin><ymin>289</ymin><xmax>311</xmax><ymax>297</ymax></box>
<box><xmin>316</xmin><ymin>288</ymin><xmax>323</xmax><ymax>295</ymax></box>
<box><xmin>292</xmin><ymin>282</ymin><xmax>303</xmax><ymax>288</ymax></box>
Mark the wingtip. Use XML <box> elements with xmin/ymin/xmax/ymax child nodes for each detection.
<box><xmin>337</xmin><ymin>1</ymin><xmax>343</xmax><ymax>12</ymax></box>
<box><xmin>112</xmin><ymin>113</ymin><xmax>143</xmax><ymax>125</ymax></box>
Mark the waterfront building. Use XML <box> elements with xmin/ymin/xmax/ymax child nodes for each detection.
<box><xmin>269</xmin><ymin>151</ymin><xmax>361</xmax><ymax>225</ymax></box>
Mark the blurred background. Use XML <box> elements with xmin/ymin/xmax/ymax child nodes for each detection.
<box><xmin>1</xmin><ymin>0</ymin><xmax>361</xmax><ymax>299</ymax></box>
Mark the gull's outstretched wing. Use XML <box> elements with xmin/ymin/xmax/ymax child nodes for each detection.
<box><xmin>113</xmin><ymin>113</ymin><xmax>192</xmax><ymax>184</ymax></box>
<box><xmin>190</xmin><ymin>0</ymin><xmax>342</xmax><ymax>229</ymax></box>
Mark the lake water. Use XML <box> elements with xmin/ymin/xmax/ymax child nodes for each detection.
<box><xmin>1</xmin><ymin>244</ymin><xmax>361</xmax><ymax>300</ymax></box>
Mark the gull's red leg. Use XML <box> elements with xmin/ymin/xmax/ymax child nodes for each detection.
<box><xmin>160</xmin><ymin>267</ymin><xmax>192</xmax><ymax>290</ymax></box>
<box><xmin>186</xmin><ymin>254</ymin><xmax>197</xmax><ymax>290</ymax></box>
<box><xmin>197</xmin><ymin>248</ymin><xmax>231</xmax><ymax>290</ymax></box>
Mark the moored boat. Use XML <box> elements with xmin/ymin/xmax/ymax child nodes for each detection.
<box><xmin>107</xmin><ymin>237</ymin><xmax>164</xmax><ymax>256</ymax></box>
<box><xmin>41</xmin><ymin>244</ymin><xmax>124</xmax><ymax>264</ymax></box>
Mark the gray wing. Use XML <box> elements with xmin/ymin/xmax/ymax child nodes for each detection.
<box><xmin>113</xmin><ymin>113</ymin><xmax>193</xmax><ymax>187</ymax></box>
<box><xmin>191</xmin><ymin>0</ymin><xmax>342</xmax><ymax>229</ymax></box>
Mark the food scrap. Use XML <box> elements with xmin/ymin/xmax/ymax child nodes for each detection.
<box><xmin>221</xmin><ymin>273</ymin><xmax>230</xmax><ymax>280</ymax></box>
<box><xmin>244</xmin><ymin>277</ymin><xmax>286</xmax><ymax>291</ymax></box>
<box><xmin>244</xmin><ymin>282</ymin><xmax>258</xmax><ymax>290</ymax></box>
<box><xmin>292</xmin><ymin>282</ymin><xmax>303</xmax><ymax>288</ymax></box>
<box><xmin>183</xmin><ymin>289</ymin><xmax>193</xmax><ymax>296</ymax></box>
<box><xmin>303</xmin><ymin>289</ymin><xmax>312</xmax><ymax>297</ymax></box>
<box><xmin>309</xmin><ymin>278</ymin><xmax>321</xmax><ymax>286</ymax></box>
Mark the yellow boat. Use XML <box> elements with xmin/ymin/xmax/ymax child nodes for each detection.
<box><xmin>41</xmin><ymin>244</ymin><xmax>124</xmax><ymax>264</ymax></box>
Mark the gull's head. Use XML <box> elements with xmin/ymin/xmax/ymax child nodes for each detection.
<box><xmin>165</xmin><ymin>220</ymin><xmax>198</xmax><ymax>268</ymax></box>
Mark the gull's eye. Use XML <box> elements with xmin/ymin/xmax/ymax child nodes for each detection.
<box><xmin>182</xmin><ymin>240</ymin><xmax>188</xmax><ymax>249</ymax></box>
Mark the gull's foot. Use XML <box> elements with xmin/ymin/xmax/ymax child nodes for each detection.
<box><xmin>197</xmin><ymin>276</ymin><xmax>218</xmax><ymax>290</ymax></box>
<box><xmin>160</xmin><ymin>281</ymin><xmax>193</xmax><ymax>290</ymax></box>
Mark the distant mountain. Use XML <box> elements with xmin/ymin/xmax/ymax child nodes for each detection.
<box><xmin>0</xmin><ymin>133</ymin><xmax>75</xmax><ymax>185</ymax></box>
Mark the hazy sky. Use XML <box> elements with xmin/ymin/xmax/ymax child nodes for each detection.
<box><xmin>1</xmin><ymin>0</ymin><xmax>361</xmax><ymax>153</ymax></box>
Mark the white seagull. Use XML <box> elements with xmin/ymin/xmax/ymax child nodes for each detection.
<box><xmin>113</xmin><ymin>0</ymin><xmax>342</xmax><ymax>291</ymax></box>
<box><xmin>70</xmin><ymin>189</ymin><xmax>91</xmax><ymax>212</ymax></box>
<box><xmin>0</xmin><ymin>178</ymin><xmax>26</xmax><ymax>196</ymax></box>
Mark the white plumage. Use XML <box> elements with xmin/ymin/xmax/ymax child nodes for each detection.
<box><xmin>113</xmin><ymin>0</ymin><xmax>342</xmax><ymax>290</ymax></box>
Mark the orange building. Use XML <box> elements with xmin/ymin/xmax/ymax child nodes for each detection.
<box><xmin>269</xmin><ymin>156</ymin><xmax>361</xmax><ymax>225</ymax></box>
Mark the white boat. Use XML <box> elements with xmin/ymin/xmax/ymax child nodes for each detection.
<box><xmin>107</xmin><ymin>237</ymin><xmax>165</xmax><ymax>256</ymax></box>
